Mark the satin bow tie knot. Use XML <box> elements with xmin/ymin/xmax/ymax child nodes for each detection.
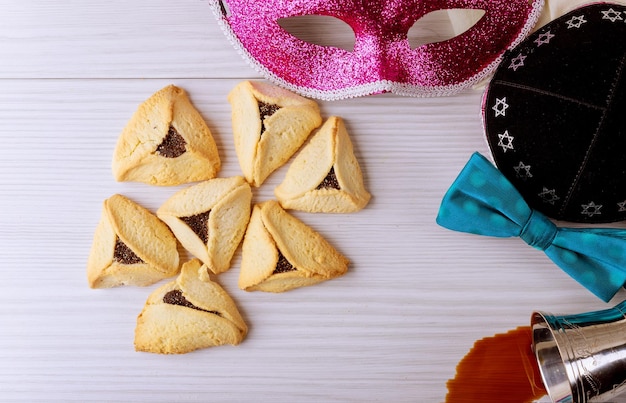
<box><xmin>436</xmin><ymin>152</ymin><xmax>626</xmax><ymax>302</ymax></box>
<box><xmin>520</xmin><ymin>210</ymin><xmax>558</xmax><ymax>251</ymax></box>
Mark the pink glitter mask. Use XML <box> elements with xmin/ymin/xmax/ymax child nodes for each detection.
<box><xmin>210</xmin><ymin>0</ymin><xmax>544</xmax><ymax>100</ymax></box>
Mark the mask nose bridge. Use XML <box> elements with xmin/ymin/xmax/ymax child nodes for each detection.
<box><xmin>351</xmin><ymin>11</ymin><xmax>423</xmax><ymax>83</ymax></box>
<box><xmin>346</xmin><ymin>9</ymin><xmax>418</xmax><ymax>77</ymax></box>
<box><xmin>350</xmin><ymin>24</ymin><xmax>392</xmax><ymax>81</ymax></box>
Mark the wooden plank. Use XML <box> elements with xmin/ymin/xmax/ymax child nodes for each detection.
<box><xmin>0</xmin><ymin>0</ymin><xmax>253</xmax><ymax>79</ymax></box>
<box><xmin>1</xmin><ymin>0</ymin><xmax>624</xmax><ymax>401</ymax></box>
<box><xmin>0</xmin><ymin>77</ymin><xmax>608</xmax><ymax>402</ymax></box>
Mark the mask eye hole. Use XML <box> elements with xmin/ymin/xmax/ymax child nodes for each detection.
<box><xmin>278</xmin><ymin>15</ymin><xmax>356</xmax><ymax>52</ymax></box>
<box><xmin>408</xmin><ymin>9</ymin><xmax>485</xmax><ymax>49</ymax></box>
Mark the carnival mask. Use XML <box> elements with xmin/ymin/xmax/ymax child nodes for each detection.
<box><xmin>210</xmin><ymin>0</ymin><xmax>544</xmax><ymax>99</ymax></box>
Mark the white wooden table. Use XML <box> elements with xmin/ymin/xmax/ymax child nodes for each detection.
<box><xmin>1</xmin><ymin>2</ymin><xmax>622</xmax><ymax>402</ymax></box>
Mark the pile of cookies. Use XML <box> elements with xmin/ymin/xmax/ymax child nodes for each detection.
<box><xmin>86</xmin><ymin>81</ymin><xmax>370</xmax><ymax>354</ymax></box>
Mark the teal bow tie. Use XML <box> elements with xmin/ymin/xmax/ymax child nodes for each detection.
<box><xmin>436</xmin><ymin>152</ymin><xmax>626</xmax><ymax>302</ymax></box>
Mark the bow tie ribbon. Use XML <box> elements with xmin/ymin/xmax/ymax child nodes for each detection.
<box><xmin>436</xmin><ymin>152</ymin><xmax>626</xmax><ymax>302</ymax></box>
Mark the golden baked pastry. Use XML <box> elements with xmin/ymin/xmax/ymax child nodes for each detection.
<box><xmin>157</xmin><ymin>176</ymin><xmax>252</xmax><ymax>277</ymax></box>
<box><xmin>87</xmin><ymin>194</ymin><xmax>180</xmax><ymax>288</ymax></box>
<box><xmin>112</xmin><ymin>85</ymin><xmax>221</xmax><ymax>186</ymax></box>
<box><xmin>228</xmin><ymin>80</ymin><xmax>322</xmax><ymax>187</ymax></box>
<box><xmin>274</xmin><ymin>116</ymin><xmax>371</xmax><ymax>213</ymax></box>
<box><xmin>239</xmin><ymin>200</ymin><xmax>349</xmax><ymax>292</ymax></box>
<box><xmin>134</xmin><ymin>259</ymin><xmax>247</xmax><ymax>354</ymax></box>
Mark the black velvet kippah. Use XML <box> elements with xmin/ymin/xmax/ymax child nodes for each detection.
<box><xmin>483</xmin><ymin>3</ymin><xmax>626</xmax><ymax>223</ymax></box>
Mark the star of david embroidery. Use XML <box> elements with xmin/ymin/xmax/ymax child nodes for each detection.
<box><xmin>581</xmin><ymin>201</ymin><xmax>602</xmax><ymax>217</ymax></box>
<box><xmin>509</xmin><ymin>54</ymin><xmax>527</xmax><ymax>71</ymax></box>
<box><xmin>492</xmin><ymin>97</ymin><xmax>509</xmax><ymax>117</ymax></box>
<box><xmin>538</xmin><ymin>188</ymin><xmax>560</xmax><ymax>205</ymax></box>
<box><xmin>566</xmin><ymin>15</ymin><xmax>587</xmax><ymax>29</ymax></box>
<box><xmin>514</xmin><ymin>161</ymin><xmax>532</xmax><ymax>180</ymax></box>
<box><xmin>534</xmin><ymin>31</ymin><xmax>555</xmax><ymax>47</ymax></box>
<box><xmin>618</xmin><ymin>200</ymin><xmax>626</xmax><ymax>212</ymax></box>
<box><xmin>497</xmin><ymin>130</ymin><xmax>514</xmax><ymax>153</ymax></box>
<box><xmin>601</xmin><ymin>8</ymin><xmax>623</xmax><ymax>22</ymax></box>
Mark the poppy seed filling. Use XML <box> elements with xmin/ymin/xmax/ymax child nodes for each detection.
<box><xmin>113</xmin><ymin>238</ymin><xmax>144</xmax><ymax>264</ymax></box>
<box><xmin>258</xmin><ymin>101</ymin><xmax>280</xmax><ymax>137</ymax></box>
<box><xmin>156</xmin><ymin>125</ymin><xmax>187</xmax><ymax>158</ymax></box>
<box><xmin>273</xmin><ymin>250</ymin><xmax>296</xmax><ymax>274</ymax></box>
<box><xmin>316</xmin><ymin>167</ymin><xmax>341</xmax><ymax>190</ymax></box>
<box><xmin>163</xmin><ymin>290</ymin><xmax>221</xmax><ymax>316</ymax></box>
<box><xmin>180</xmin><ymin>210</ymin><xmax>211</xmax><ymax>244</ymax></box>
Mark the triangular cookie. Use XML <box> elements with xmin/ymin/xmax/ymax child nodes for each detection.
<box><xmin>135</xmin><ymin>259</ymin><xmax>247</xmax><ymax>354</ymax></box>
<box><xmin>112</xmin><ymin>85</ymin><xmax>221</xmax><ymax>186</ymax></box>
<box><xmin>157</xmin><ymin>176</ymin><xmax>252</xmax><ymax>277</ymax></box>
<box><xmin>228</xmin><ymin>80</ymin><xmax>322</xmax><ymax>187</ymax></box>
<box><xmin>87</xmin><ymin>194</ymin><xmax>180</xmax><ymax>288</ymax></box>
<box><xmin>274</xmin><ymin>116</ymin><xmax>371</xmax><ymax>213</ymax></box>
<box><xmin>239</xmin><ymin>200</ymin><xmax>349</xmax><ymax>292</ymax></box>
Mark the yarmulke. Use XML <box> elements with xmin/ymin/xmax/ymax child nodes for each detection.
<box><xmin>483</xmin><ymin>3</ymin><xmax>626</xmax><ymax>223</ymax></box>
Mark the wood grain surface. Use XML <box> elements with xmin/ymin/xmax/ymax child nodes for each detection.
<box><xmin>1</xmin><ymin>1</ymin><xmax>622</xmax><ymax>402</ymax></box>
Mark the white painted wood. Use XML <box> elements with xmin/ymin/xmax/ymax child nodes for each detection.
<box><xmin>0</xmin><ymin>1</ymin><xmax>623</xmax><ymax>402</ymax></box>
<box><xmin>0</xmin><ymin>0</ymin><xmax>252</xmax><ymax>79</ymax></box>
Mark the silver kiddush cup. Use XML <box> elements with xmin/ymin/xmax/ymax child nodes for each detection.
<box><xmin>531</xmin><ymin>300</ymin><xmax>626</xmax><ymax>403</ymax></box>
